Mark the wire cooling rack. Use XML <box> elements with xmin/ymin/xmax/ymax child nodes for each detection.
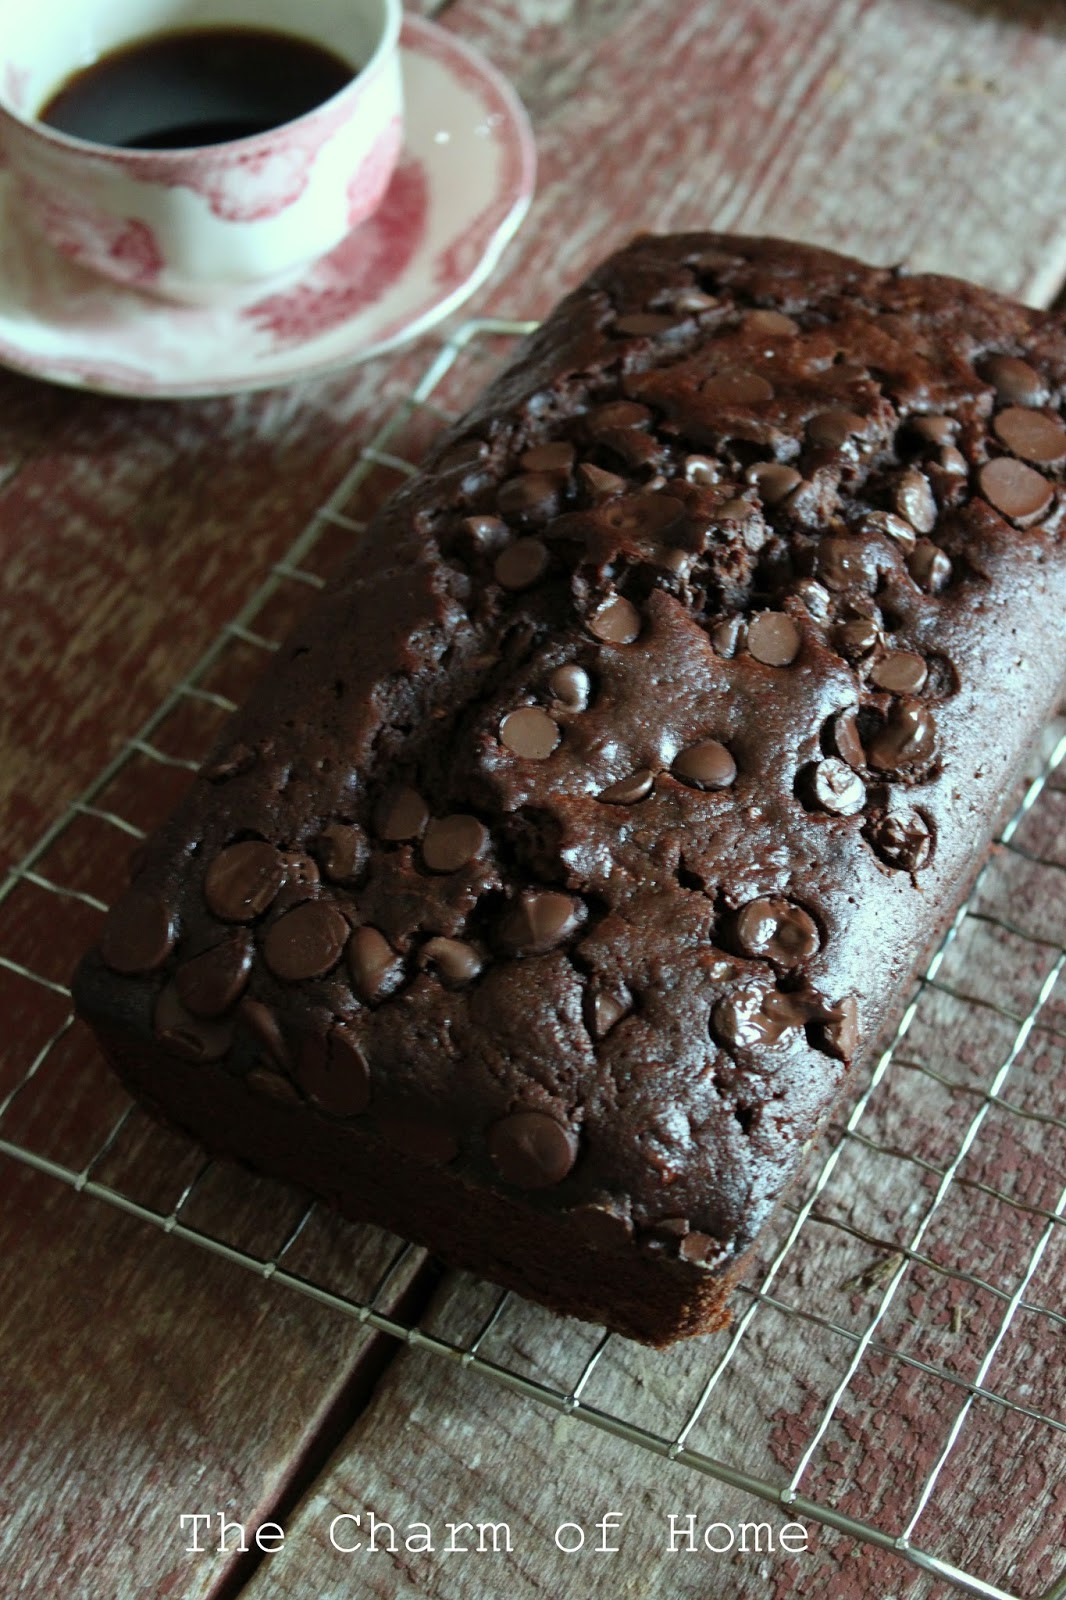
<box><xmin>2</xmin><ymin>319</ymin><xmax>1065</xmax><ymax>1600</ymax></box>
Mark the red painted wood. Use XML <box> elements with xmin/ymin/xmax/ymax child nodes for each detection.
<box><xmin>2</xmin><ymin>1</ymin><xmax>1066</xmax><ymax>1597</ymax></box>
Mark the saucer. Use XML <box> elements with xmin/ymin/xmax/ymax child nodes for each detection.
<box><xmin>0</xmin><ymin>17</ymin><xmax>536</xmax><ymax>398</ymax></box>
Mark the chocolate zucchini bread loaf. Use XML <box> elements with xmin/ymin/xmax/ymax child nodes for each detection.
<box><xmin>74</xmin><ymin>235</ymin><xmax>1066</xmax><ymax>1344</ymax></box>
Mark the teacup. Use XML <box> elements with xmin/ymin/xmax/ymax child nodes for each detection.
<box><xmin>0</xmin><ymin>0</ymin><xmax>403</xmax><ymax>304</ymax></box>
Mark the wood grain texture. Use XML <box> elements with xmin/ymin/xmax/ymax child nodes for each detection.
<box><xmin>3</xmin><ymin>0</ymin><xmax>1066</xmax><ymax>1596</ymax></box>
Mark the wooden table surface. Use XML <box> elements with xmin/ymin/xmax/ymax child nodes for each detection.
<box><xmin>3</xmin><ymin>3</ymin><xmax>1066</xmax><ymax>1598</ymax></box>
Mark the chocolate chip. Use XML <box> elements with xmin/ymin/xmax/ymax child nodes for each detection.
<box><xmin>712</xmin><ymin>982</ymin><xmax>802</xmax><ymax>1049</ymax></box>
<box><xmin>819</xmin><ymin>995</ymin><xmax>860</xmax><ymax>1062</ymax></box>
<box><xmin>603</xmin><ymin>492</ymin><xmax>686</xmax><ymax>536</ymax></box>
<box><xmin>979</xmin><ymin>457</ymin><xmax>1052</xmax><ymax>526</ymax></box>
<box><xmin>747</xmin><ymin>462</ymin><xmax>802</xmax><ymax>504</ymax></box>
<box><xmin>494</xmin><ymin>537</ymin><xmax>550</xmax><ymax>591</ymax></box>
<box><xmin>239</xmin><ymin>996</ymin><xmax>290</xmax><ymax>1068</ymax></box>
<box><xmin>865</xmin><ymin>807</ymin><xmax>934</xmax><ymax>872</ymax></box>
<box><xmin>981</xmin><ymin>354</ymin><xmax>1047</xmax><ymax>407</ymax></box>
<box><xmin>793</xmin><ymin>578</ymin><xmax>832</xmax><ymax>623</ymax></box>
<box><xmin>263</xmin><ymin>901</ymin><xmax>349</xmax><ymax>981</ymax></box>
<box><xmin>500</xmin><ymin>706</ymin><xmax>561</xmax><ymax>759</ymax></box>
<box><xmin>683</xmin><ymin>453</ymin><xmax>719</xmax><ymax>484</ymax></box>
<box><xmin>99</xmin><ymin>888</ymin><xmax>175</xmax><ymax>975</ymax></box>
<box><xmin>907</xmin><ymin>538</ymin><xmax>952</xmax><ymax>593</ymax></box>
<box><xmin>992</xmin><ymin>407</ymin><xmax>1066</xmax><ymax>465</ymax></box>
<box><xmin>870</xmin><ymin>650</ymin><xmax>928</xmax><ymax>694</ymax></box>
<box><xmin>204</xmin><ymin>840</ymin><xmax>284</xmax><ymax>922</ymax></box>
<box><xmin>520</xmin><ymin>440</ymin><xmax>575</xmax><ymax>474</ymax></box>
<box><xmin>715</xmin><ymin>496</ymin><xmax>753</xmax><ymax>521</ymax></box>
<box><xmin>459</xmin><ymin>513</ymin><xmax>510</xmax><ymax>553</ymax></box>
<box><xmin>671</xmin><ymin>739</ymin><xmax>736</xmax><ymax>789</ymax></box>
<box><xmin>487</xmin><ymin>1110</ymin><xmax>578</xmax><ymax>1188</ymax></box>
<box><xmin>175</xmin><ymin>931</ymin><xmax>253</xmax><ymax>1017</ymax></box>
<box><xmin>377</xmin><ymin>785</ymin><xmax>429</xmax><ymax>842</ymax></box>
<box><xmin>865</xmin><ymin>699</ymin><xmax>938</xmax><ymax>771</ymax></box>
<box><xmin>500</xmin><ymin>890</ymin><xmax>584</xmax><ymax>955</ymax></box>
<box><xmin>745</xmin><ymin>308</ymin><xmax>798</xmax><ymax>336</ymax></box>
<box><xmin>747</xmin><ymin>611</ymin><xmax>801</xmax><ymax>666</ymax></box>
<box><xmin>807</xmin><ymin>758</ymin><xmax>866</xmax><ymax>816</ymax></box>
<box><xmin>422</xmin><ymin>814</ymin><xmax>489</xmax><ymax>873</ymax></box>
<box><xmin>830</xmin><ymin>710</ymin><xmax>866</xmax><ymax>768</ymax></box>
<box><xmin>577</xmin><ymin>463</ymin><xmax>625</xmax><ymax>501</ymax></box>
<box><xmin>668</xmin><ymin>287</ymin><xmax>720</xmax><ymax>313</ymax></box>
<box><xmin>892</xmin><ymin>469</ymin><xmax>938</xmax><ymax>533</ymax></box>
<box><xmin>614</xmin><ymin>312</ymin><xmax>676</xmax><ymax>336</ymax></box>
<box><xmin>298</xmin><ymin>1025</ymin><xmax>371</xmax><ymax>1117</ymax></box>
<box><xmin>586</xmin><ymin>400</ymin><xmax>652</xmax><ymax>433</ymax></box>
<box><xmin>571</xmin><ymin>1202</ymin><xmax>634</xmax><ymax>1250</ymax></box>
<box><xmin>438</xmin><ymin>438</ymin><xmax>487</xmax><ymax>474</ymax></box>
<box><xmin>585</xmin><ymin>989</ymin><xmax>629</xmax><ymax>1038</ymax></box>
<box><xmin>679</xmin><ymin>1231</ymin><xmax>727</xmax><ymax>1268</ymax></box>
<box><xmin>835</xmin><ymin>616</ymin><xmax>881</xmax><ymax>661</ymax></box>
<box><xmin>419</xmin><ymin>936</ymin><xmax>483</xmax><ymax>985</ymax></box>
<box><xmin>711</xmin><ymin>616</ymin><xmax>745</xmax><ymax>657</ymax></box>
<box><xmin>348</xmin><ymin>925</ymin><xmax>403</xmax><ymax>1002</ymax></box>
<box><xmin>588</xmin><ymin>594</ymin><xmax>641</xmax><ymax>644</ymax></box>
<box><xmin>497</xmin><ymin>472</ymin><xmax>561</xmax><ymax>523</ymax></box>
<box><xmin>736</xmin><ymin>898</ymin><xmax>819</xmax><ymax>966</ymax></box>
<box><xmin>314</xmin><ymin>822</ymin><xmax>368</xmax><ymax>886</ymax></box>
<box><xmin>245</xmin><ymin>1068</ymin><xmax>300</xmax><ymax>1104</ymax></box>
<box><xmin>378</xmin><ymin>1113</ymin><xmax>458</xmax><ymax>1164</ymax></box>
<box><xmin>806</xmin><ymin>408</ymin><xmax>866</xmax><ymax>448</ymax></box>
<box><xmin>862</xmin><ymin>510</ymin><xmax>918</xmax><ymax>551</ymax></box>
<box><xmin>155</xmin><ymin>982</ymin><xmax>234</xmax><ymax>1062</ymax></box>
<box><xmin>703</xmin><ymin>369</ymin><xmax>775</xmax><ymax>405</ymax></box>
<box><xmin>597</xmin><ymin>768</ymin><xmax>655</xmax><ymax>804</ymax></box>
<box><xmin>275</xmin><ymin>850</ymin><xmax>320</xmax><ymax>908</ymax></box>
<box><xmin>819</xmin><ymin>537</ymin><xmax>869</xmax><ymax>591</ymax></box>
<box><xmin>909</xmin><ymin>413</ymin><xmax>957</xmax><ymax>447</ymax></box>
<box><xmin>548</xmin><ymin>663</ymin><xmax>590</xmax><ymax>711</ymax></box>
<box><xmin>938</xmin><ymin>445</ymin><xmax>969</xmax><ymax>478</ymax></box>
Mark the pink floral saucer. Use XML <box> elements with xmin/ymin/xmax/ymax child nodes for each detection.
<box><xmin>0</xmin><ymin>17</ymin><xmax>535</xmax><ymax>398</ymax></box>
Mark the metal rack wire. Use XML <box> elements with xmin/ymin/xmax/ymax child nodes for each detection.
<box><xmin>2</xmin><ymin>318</ymin><xmax>1064</xmax><ymax>1600</ymax></box>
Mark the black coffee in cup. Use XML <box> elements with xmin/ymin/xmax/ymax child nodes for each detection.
<box><xmin>38</xmin><ymin>25</ymin><xmax>355</xmax><ymax>150</ymax></box>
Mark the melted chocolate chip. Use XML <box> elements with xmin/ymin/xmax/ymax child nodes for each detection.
<box><xmin>806</xmin><ymin>758</ymin><xmax>866</xmax><ymax>816</ymax></box>
<box><xmin>99</xmin><ymin>888</ymin><xmax>175</xmax><ymax>975</ymax></box>
<box><xmin>598</xmin><ymin>768</ymin><xmax>655</xmax><ymax>804</ymax></box>
<box><xmin>981</xmin><ymin>354</ymin><xmax>1048</xmax><ymax>407</ymax></box>
<box><xmin>175</xmin><ymin>930</ymin><xmax>253</xmax><ymax>1017</ymax></box>
<box><xmin>747</xmin><ymin>462</ymin><xmax>802</xmax><ymax>504</ymax></box>
<box><xmin>712</xmin><ymin>982</ymin><xmax>805</xmax><ymax>1048</ymax></box>
<box><xmin>204</xmin><ymin>840</ymin><xmax>284</xmax><ymax>922</ymax></box>
<box><xmin>155</xmin><ymin>982</ymin><xmax>233</xmax><ymax>1062</ymax></box>
<box><xmin>377</xmin><ymin>785</ymin><xmax>429</xmax><ymax>842</ymax></box>
<box><xmin>263</xmin><ymin>901</ymin><xmax>350</xmax><ymax>981</ymax></box>
<box><xmin>870</xmin><ymin>650</ymin><xmax>928</xmax><ymax>694</ymax></box>
<box><xmin>671</xmin><ymin>740</ymin><xmax>736</xmax><ymax>789</ymax></box>
<box><xmin>830</xmin><ymin>710</ymin><xmax>866</xmax><ymax>767</ymax></box>
<box><xmin>348</xmin><ymin>925</ymin><xmax>403</xmax><ymax>1002</ymax></box>
<box><xmin>422</xmin><ymin>814</ymin><xmax>489</xmax><ymax>873</ymax></box>
<box><xmin>314</xmin><ymin>823</ymin><xmax>368</xmax><ymax>886</ymax></box>
<box><xmin>494</xmin><ymin>537</ymin><xmax>550</xmax><ymax>591</ymax></box>
<box><xmin>703</xmin><ymin>369</ymin><xmax>775</xmax><ymax>405</ymax></box>
<box><xmin>747</xmin><ymin>611</ymin><xmax>802</xmax><ymax>666</ymax></box>
<box><xmin>736</xmin><ymin>898</ymin><xmax>819</xmax><ymax>966</ymax></box>
<box><xmin>585</xmin><ymin>989</ymin><xmax>630</xmax><ymax>1038</ymax></box>
<box><xmin>978</xmin><ymin>457</ymin><xmax>1053</xmax><ymax>526</ymax></box>
<box><xmin>865</xmin><ymin>699</ymin><xmax>938</xmax><ymax>771</ymax></box>
<box><xmin>835</xmin><ymin>617</ymin><xmax>882</xmax><ymax>661</ymax></box>
<box><xmin>500</xmin><ymin>706</ymin><xmax>561</xmax><ymax>759</ymax></box>
<box><xmin>487</xmin><ymin>1110</ymin><xmax>578</xmax><ymax>1188</ymax></box>
<box><xmin>298</xmin><ymin>1025</ymin><xmax>371</xmax><ymax>1117</ymax></box>
<box><xmin>866</xmin><ymin>807</ymin><xmax>934</xmax><ymax>872</ymax></box>
<box><xmin>992</xmin><ymin>407</ymin><xmax>1066</xmax><ymax>465</ymax></box>
<box><xmin>419</xmin><ymin>936</ymin><xmax>483</xmax><ymax>985</ymax></box>
<box><xmin>548</xmin><ymin>664</ymin><xmax>591</xmax><ymax>711</ymax></box>
<box><xmin>500</xmin><ymin>890</ymin><xmax>584</xmax><ymax>955</ymax></box>
<box><xmin>588</xmin><ymin>595</ymin><xmax>642</xmax><ymax>644</ymax></box>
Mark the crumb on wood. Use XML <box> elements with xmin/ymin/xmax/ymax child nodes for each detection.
<box><xmin>839</xmin><ymin>1251</ymin><xmax>905</xmax><ymax>1295</ymax></box>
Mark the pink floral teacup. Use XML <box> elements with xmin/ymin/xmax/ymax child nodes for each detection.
<box><xmin>0</xmin><ymin>0</ymin><xmax>403</xmax><ymax>304</ymax></box>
